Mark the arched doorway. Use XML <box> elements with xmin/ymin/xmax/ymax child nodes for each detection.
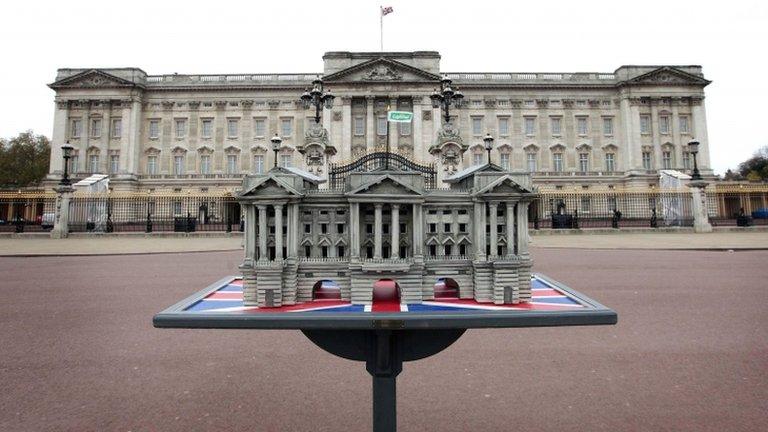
<box><xmin>372</xmin><ymin>279</ymin><xmax>401</xmax><ymax>312</ymax></box>
<box><xmin>312</xmin><ymin>280</ymin><xmax>341</xmax><ymax>301</ymax></box>
<box><xmin>434</xmin><ymin>278</ymin><xmax>459</xmax><ymax>299</ymax></box>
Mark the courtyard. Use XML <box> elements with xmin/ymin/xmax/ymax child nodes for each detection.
<box><xmin>1</xmin><ymin>242</ymin><xmax>766</xmax><ymax>431</ymax></box>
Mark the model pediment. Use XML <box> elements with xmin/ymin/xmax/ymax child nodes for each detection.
<box><xmin>323</xmin><ymin>58</ymin><xmax>441</xmax><ymax>83</ymax></box>
<box><xmin>49</xmin><ymin>69</ymin><xmax>139</xmax><ymax>89</ymax></box>
<box><xmin>477</xmin><ymin>175</ymin><xmax>532</xmax><ymax>196</ymax></box>
<box><xmin>623</xmin><ymin>67</ymin><xmax>710</xmax><ymax>87</ymax></box>
<box><xmin>347</xmin><ymin>175</ymin><xmax>423</xmax><ymax>196</ymax></box>
<box><xmin>240</xmin><ymin>176</ymin><xmax>301</xmax><ymax>197</ymax></box>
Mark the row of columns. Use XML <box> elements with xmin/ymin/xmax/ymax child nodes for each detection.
<box><xmin>371</xmin><ymin>203</ymin><xmax>402</xmax><ymax>259</ymax></box>
<box><xmin>475</xmin><ymin>201</ymin><xmax>530</xmax><ymax>259</ymax></box>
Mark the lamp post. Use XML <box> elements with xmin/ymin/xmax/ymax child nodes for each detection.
<box><xmin>483</xmin><ymin>133</ymin><xmax>494</xmax><ymax>164</ymax></box>
<box><xmin>271</xmin><ymin>134</ymin><xmax>282</xmax><ymax>169</ymax></box>
<box><xmin>60</xmin><ymin>141</ymin><xmax>74</xmax><ymax>186</ymax></box>
<box><xmin>687</xmin><ymin>139</ymin><xmax>702</xmax><ymax>180</ymax></box>
<box><xmin>301</xmin><ymin>78</ymin><xmax>335</xmax><ymax>124</ymax></box>
<box><xmin>430</xmin><ymin>76</ymin><xmax>464</xmax><ymax>124</ymax></box>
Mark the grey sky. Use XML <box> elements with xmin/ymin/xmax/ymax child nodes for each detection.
<box><xmin>2</xmin><ymin>0</ymin><xmax>766</xmax><ymax>174</ymax></box>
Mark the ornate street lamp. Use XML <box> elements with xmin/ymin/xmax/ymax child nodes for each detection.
<box><xmin>687</xmin><ymin>139</ymin><xmax>702</xmax><ymax>180</ymax></box>
<box><xmin>301</xmin><ymin>78</ymin><xmax>335</xmax><ymax>124</ymax></box>
<box><xmin>430</xmin><ymin>76</ymin><xmax>464</xmax><ymax>124</ymax></box>
<box><xmin>60</xmin><ymin>141</ymin><xmax>74</xmax><ymax>186</ymax></box>
<box><xmin>271</xmin><ymin>134</ymin><xmax>282</xmax><ymax>169</ymax></box>
<box><xmin>483</xmin><ymin>133</ymin><xmax>494</xmax><ymax>164</ymax></box>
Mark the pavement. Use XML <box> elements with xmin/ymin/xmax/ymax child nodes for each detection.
<box><xmin>1</xmin><ymin>248</ymin><xmax>765</xmax><ymax>432</ymax></box>
<box><xmin>1</xmin><ymin>231</ymin><xmax>767</xmax><ymax>256</ymax></box>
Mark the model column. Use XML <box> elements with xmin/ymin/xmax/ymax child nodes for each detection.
<box><xmin>412</xmin><ymin>203</ymin><xmax>423</xmax><ymax>258</ymax></box>
<box><xmin>390</xmin><ymin>204</ymin><xmax>400</xmax><ymax>258</ymax></box>
<box><xmin>506</xmin><ymin>202</ymin><xmax>516</xmax><ymax>256</ymax></box>
<box><xmin>257</xmin><ymin>205</ymin><xmax>268</xmax><ymax>260</ymax></box>
<box><xmin>274</xmin><ymin>204</ymin><xmax>284</xmax><ymax>260</ymax></box>
<box><xmin>350</xmin><ymin>202</ymin><xmax>360</xmax><ymax>259</ymax></box>
<box><xmin>244</xmin><ymin>205</ymin><xmax>256</xmax><ymax>261</ymax></box>
<box><xmin>516</xmin><ymin>202</ymin><xmax>529</xmax><ymax>257</ymax></box>
<box><xmin>374</xmin><ymin>203</ymin><xmax>383</xmax><ymax>259</ymax></box>
<box><xmin>474</xmin><ymin>201</ymin><xmax>487</xmax><ymax>259</ymax></box>
<box><xmin>489</xmin><ymin>202</ymin><xmax>498</xmax><ymax>257</ymax></box>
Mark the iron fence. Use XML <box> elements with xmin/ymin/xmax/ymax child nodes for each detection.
<box><xmin>707</xmin><ymin>188</ymin><xmax>768</xmax><ymax>227</ymax></box>
<box><xmin>0</xmin><ymin>193</ymin><xmax>57</xmax><ymax>233</ymax></box>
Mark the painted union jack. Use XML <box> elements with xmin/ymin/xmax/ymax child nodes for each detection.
<box><xmin>185</xmin><ymin>276</ymin><xmax>587</xmax><ymax>314</ymax></box>
<box><xmin>381</xmin><ymin>6</ymin><xmax>394</xmax><ymax>16</ymax></box>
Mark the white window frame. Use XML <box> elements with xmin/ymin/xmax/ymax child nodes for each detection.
<box><xmin>149</xmin><ymin>120</ymin><xmax>160</xmax><ymax>139</ymax></box>
<box><xmin>353</xmin><ymin>116</ymin><xmax>365</xmax><ymax>136</ymax></box>
<box><xmin>662</xmin><ymin>151</ymin><xmax>672</xmax><ymax>169</ymax></box>
<box><xmin>679</xmin><ymin>116</ymin><xmax>690</xmax><ymax>134</ymax></box>
<box><xmin>579</xmin><ymin>153</ymin><xmax>589</xmax><ymax>172</ymax></box>
<box><xmin>526</xmin><ymin>153</ymin><xmax>537</xmax><ymax>172</ymax></box>
<box><xmin>399</xmin><ymin>121</ymin><xmax>411</xmax><ymax>136</ymax></box>
<box><xmin>605</xmin><ymin>153</ymin><xmax>615</xmax><ymax>172</ymax></box>
<box><xmin>376</xmin><ymin>117</ymin><xmax>387</xmax><ymax>136</ymax></box>
<box><xmin>200</xmin><ymin>155</ymin><xmax>211</xmax><ymax>174</ymax></box>
<box><xmin>500</xmin><ymin>153</ymin><xmax>510</xmax><ymax>170</ymax></box>
<box><xmin>109</xmin><ymin>155</ymin><xmax>119</xmax><ymax>174</ymax></box>
<box><xmin>173</xmin><ymin>155</ymin><xmax>185</xmax><ymax>175</ymax></box>
<box><xmin>642</xmin><ymin>152</ymin><xmax>652</xmax><ymax>170</ymax></box>
<box><xmin>226</xmin><ymin>154</ymin><xmax>238</xmax><ymax>174</ymax></box>
<box><xmin>550</xmin><ymin>117</ymin><xmax>561</xmax><ymax>136</ymax></box>
<box><xmin>473</xmin><ymin>153</ymin><xmax>483</xmax><ymax>166</ymax></box>
<box><xmin>280</xmin><ymin>118</ymin><xmax>293</xmax><ymax>137</ymax></box>
<box><xmin>577</xmin><ymin>117</ymin><xmax>588</xmax><ymax>136</ymax></box>
<box><xmin>201</xmin><ymin>119</ymin><xmax>213</xmax><ymax>139</ymax></box>
<box><xmin>147</xmin><ymin>155</ymin><xmax>158</xmax><ymax>175</ymax></box>
<box><xmin>253</xmin><ymin>118</ymin><xmax>266</xmax><ymax>137</ymax></box>
<box><xmin>253</xmin><ymin>154</ymin><xmax>264</xmax><ymax>174</ymax></box>
<box><xmin>91</xmin><ymin>119</ymin><xmax>102</xmax><ymax>138</ymax></box>
<box><xmin>498</xmin><ymin>117</ymin><xmax>509</xmax><ymax>136</ymax></box>
<box><xmin>111</xmin><ymin>119</ymin><xmax>122</xmax><ymax>138</ymax></box>
<box><xmin>227</xmin><ymin>119</ymin><xmax>239</xmax><ymax>138</ymax></box>
<box><xmin>88</xmin><ymin>154</ymin><xmax>99</xmax><ymax>173</ymax></box>
<box><xmin>471</xmin><ymin>117</ymin><xmax>483</xmax><ymax>136</ymax></box>
<box><xmin>280</xmin><ymin>153</ymin><xmax>292</xmax><ymax>168</ymax></box>
<box><xmin>175</xmin><ymin>119</ymin><xmax>187</xmax><ymax>138</ymax></box>
<box><xmin>71</xmin><ymin>119</ymin><xmax>82</xmax><ymax>138</ymax></box>
<box><xmin>603</xmin><ymin>117</ymin><xmax>613</xmax><ymax>136</ymax></box>
<box><xmin>640</xmin><ymin>115</ymin><xmax>651</xmax><ymax>134</ymax></box>
<box><xmin>553</xmin><ymin>153</ymin><xmax>563</xmax><ymax>172</ymax></box>
<box><xmin>524</xmin><ymin>117</ymin><xmax>536</xmax><ymax>136</ymax></box>
<box><xmin>659</xmin><ymin>115</ymin><xmax>670</xmax><ymax>134</ymax></box>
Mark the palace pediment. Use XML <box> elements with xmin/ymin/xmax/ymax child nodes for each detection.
<box><xmin>239</xmin><ymin>176</ymin><xmax>302</xmax><ymax>198</ymax></box>
<box><xmin>347</xmin><ymin>174</ymin><xmax>423</xmax><ymax>196</ymax></box>
<box><xmin>49</xmin><ymin>69</ymin><xmax>141</xmax><ymax>89</ymax></box>
<box><xmin>323</xmin><ymin>57</ymin><xmax>441</xmax><ymax>83</ymax></box>
<box><xmin>621</xmin><ymin>67</ymin><xmax>711</xmax><ymax>87</ymax></box>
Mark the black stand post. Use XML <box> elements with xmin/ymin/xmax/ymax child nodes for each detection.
<box><xmin>302</xmin><ymin>329</ymin><xmax>465</xmax><ymax>432</ymax></box>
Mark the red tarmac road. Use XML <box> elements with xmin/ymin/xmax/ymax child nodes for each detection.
<box><xmin>1</xmin><ymin>248</ymin><xmax>767</xmax><ymax>431</ymax></box>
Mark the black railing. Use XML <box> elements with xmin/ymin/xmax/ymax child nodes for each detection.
<box><xmin>0</xmin><ymin>195</ymin><xmax>56</xmax><ymax>233</ymax></box>
<box><xmin>329</xmin><ymin>152</ymin><xmax>436</xmax><ymax>189</ymax></box>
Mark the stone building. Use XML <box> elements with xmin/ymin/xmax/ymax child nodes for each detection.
<box><xmin>235</xmin><ymin>152</ymin><xmax>536</xmax><ymax>307</ymax></box>
<box><xmin>45</xmin><ymin>51</ymin><xmax>712</xmax><ymax>193</ymax></box>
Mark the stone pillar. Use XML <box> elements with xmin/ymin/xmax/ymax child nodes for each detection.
<box><xmin>474</xmin><ymin>201</ymin><xmax>486</xmax><ymax>260</ymax></box>
<box><xmin>517</xmin><ymin>201</ymin><xmax>530</xmax><ymax>257</ymax></box>
<box><xmin>688</xmin><ymin>181</ymin><xmax>713</xmax><ymax>233</ymax></box>
<box><xmin>350</xmin><ymin>202</ymin><xmax>360</xmax><ymax>258</ymax></box>
<box><xmin>506</xmin><ymin>202</ymin><xmax>516</xmax><ymax>256</ymax></box>
<box><xmin>341</xmin><ymin>96</ymin><xmax>352</xmax><ymax>159</ymax></box>
<box><xmin>50</xmin><ymin>101</ymin><xmax>69</xmax><ymax>175</ymax></box>
<box><xmin>691</xmin><ymin>100</ymin><xmax>711</xmax><ymax>171</ymax></box>
<box><xmin>274</xmin><ymin>204</ymin><xmax>284</xmax><ymax>260</ymax></box>
<box><xmin>412</xmin><ymin>203</ymin><xmax>423</xmax><ymax>257</ymax></box>
<box><xmin>258</xmin><ymin>205</ymin><xmax>268</xmax><ymax>260</ymax></box>
<box><xmin>50</xmin><ymin>185</ymin><xmax>75</xmax><ymax>239</ymax></box>
<box><xmin>489</xmin><ymin>202</ymin><xmax>498</xmax><ymax>257</ymax></box>
<box><xmin>100</xmin><ymin>100</ymin><xmax>111</xmax><ymax>173</ymax></box>
<box><xmin>366</xmin><ymin>96</ymin><xmax>375</xmax><ymax>151</ymax></box>
<box><xmin>412</xmin><ymin>98</ymin><xmax>423</xmax><ymax>158</ymax></box>
<box><xmin>244</xmin><ymin>205</ymin><xmax>256</xmax><ymax>262</ymax></box>
<box><xmin>374</xmin><ymin>203</ymin><xmax>383</xmax><ymax>259</ymax></box>
<box><xmin>389</xmin><ymin>97</ymin><xmax>399</xmax><ymax>151</ymax></box>
<box><xmin>391</xmin><ymin>204</ymin><xmax>400</xmax><ymax>258</ymax></box>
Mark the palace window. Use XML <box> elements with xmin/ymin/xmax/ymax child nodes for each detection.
<box><xmin>553</xmin><ymin>153</ymin><xmax>564</xmax><ymax>172</ymax></box>
<box><xmin>679</xmin><ymin>116</ymin><xmax>690</xmax><ymax>134</ymax></box>
<box><xmin>603</xmin><ymin>117</ymin><xmax>613</xmax><ymax>136</ymax></box>
<box><xmin>254</xmin><ymin>118</ymin><xmax>266</xmax><ymax>137</ymax></box>
<box><xmin>459</xmin><ymin>223</ymin><xmax>467</xmax><ymax>233</ymax></box>
<box><xmin>68</xmin><ymin>155</ymin><xmax>79</xmax><ymax>173</ymax></box>
<box><xmin>253</xmin><ymin>155</ymin><xmax>264</xmax><ymax>174</ymax></box>
<box><xmin>336</xmin><ymin>223</ymin><xmax>344</xmax><ymax>234</ymax></box>
<box><xmin>642</xmin><ymin>152</ymin><xmax>652</xmax><ymax>170</ymax></box>
<box><xmin>527</xmin><ymin>153</ymin><xmax>537</xmax><ymax>172</ymax></box>
<box><xmin>71</xmin><ymin>119</ymin><xmax>82</xmax><ymax>138</ymax></box>
<box><xmin>500</xmin><ymin>153</ymin><xmax>510</xmax><ymax>170</ymax></box>
<box><xmin>659</xmin><ymin>115</ymin><xmax>670</xmax><ymax>134</ymax></box>
<box><xmin>175</xmin><ymin>119</ymin><xmax>187</xmax><ymax>138</ymax></box>
<box><xmin>149</xmin><ymin>120</ymin><xmax>160</xmax><ymax>139</ymax></box>
<box><xmin>579</xmin><ymin>153</ymin><xmax>589</xmax><ymax>173</ymax></box>
<box><xmin>473</xmin><ymin>153</ymin><xmax>483</xmax><ymax>166</ymax></box>
<box><xmin>471</xmin><ymin>117</ymin><xmax>483</xmax><ymax>136</ymax></box>
<box><xmin>683</xmin><ymin>151</ymin><xmax>691</xmax><ymax>169</ymax></box>
<box><xmin>640</xmin><ymin>115</ymin><xmax>651</xmax><ymax>134</ymax></box>
<box><xmin>201</xmin><ymin>119</ymin><xmax>213</xmax><ymax>138</ymax></box>
<box><xmin>399</xmin><ymin>121</ymin><xmax>411</xmax><ymax>136</ymax></box>
<box><xmin>444</xmin><ymin>245</ymin><xmax>452</xmax><ymax>256</ymax></box>
<box><xmin>524</xmin><ymin>117</ymin><xmax>536</xmax><ymax>136</ymax></box>
<box><xmin>200</xmin><ymin>155</ymin><xmax>211</xmax><ymax>174</ymax></box>
<box><xmin>577</xmin><ymin>117</ymin><xmax>588</xmax><ymax>136</ymax></box>
<box><xmin>382</xmin><ymin>224</ymin><xmax>389</xmax><ymax>234</ymax></box>
<box><xmin>147</xmin><ymin>156</ymin><xmax>157</xmax><ymax>175</ymax></box>
<box><xmin>227</xmin><ymin>119</ymin><xmax>239</xmax><ymax>138</ymax></box>
<box><xmin>366</xmin><ymin>224</ymin><xmax>373</xmax><ymax>234</ymax></box>
<box><xmin>443</xmin><ymin>223</ymin><xmax>451</xmax><ymax>233</ymax></box>
<box><xmin>111</xmin><ymin>119</ymin><xmax>122</xmax><ymax>138</ymax></box>
<box><xmin>321</xmin><ymin>223</ymin><xmax>328</xmax><ymax>234</ymax></box>
<box><xmin>88</xmin><ymin>154</ymin><xmax>99</xmax><ymax>173</ymax></box>
<box><xmin>227</xmin><ymin>154</ymin><xmax>238</xmax><ymax>174</ymax></box>
<box><xmin>280</xmin><ymin>154</ymin><xmax>292</xmax><ymax>168</ymax></box>
<box><xmin>580</xmin><ymin>196</ymin><xmax>591</xmax><ymax>213</ymax></box>
<box><xmin>305</xmin><ymin>246</ymin><xmax>312</xmax><ymax>257</ymax></box>
<box><xmin>662</xmin><ymin>151</ymin><xmax>672</xmax><ymax>169</ymax></box>
<box><xmin>280</xmin><ymin>118</ymin><xmax>293</xmax><ymax>137</ymax></box>
<box><xmin>399</xmin><ymin>223</ymin><xmax>406</xmax><ymax>234</ymax></box>
<box><xmin>429</xmin><ymin>244</ymin><xmax>437</xmax><ymax>257</ymax></box>
<box><xmin>429</xmin><ymin>223</ymin><xmax>437</xmax><ymax>233</ymax></box>
<box><xmin>354</xmin><ymin>116</ymin><xmax>365</xmax><ymax>136</ymax></box>
<box><xmin>91</xmin><ymin>119</ymin><xmax>102</xmax><ymax>138</ymax></box>
<box><xmin>399</xmin><ymin>246</ymin><xmax>407</xmax><ymax>259</ymax></box>
<box><xmin>605</xmin><ymin>153</ymin><xmax>615</xmax><ymax>172</ymax></box>
<box><xmin>173</xmin><ymin>155</ymin><xmax>184</xmax><ymax>175</ymax></box>
<box><xmin>377</xmin><ymin>117</ymin><xmax>387</xmax><ymax>136</ymax></box>
<box><xmin>550</xmin><ymin>117</ymin><xmax>561</xmax><ymax>136</ymax></box>
<box><xmin>110</xmin><ymin>155</ymin><xmax>119</xmax><ymax>174</ymax></box>
<box><xmin>304</xmin><ymin>224</ymin><xmax>311</xmax><ymax>234</ymax></box>
<box><xmin>498</xmin><ymin>117</ymin><xmax>509</xmax><ymax>136</ymax></box>
<box><xmin>459</xmin><ymin>244</ymin><xmax>467</xmax><ymax>256</ymax></box>
<box><xmin>321</xmin><ymin>246</ymin><xmax>328</xmax><ymax>258</ymax></box>
<box><xmin>337</xmin><ymin>246</ymin><xmax>345</xmax><ymax>258</ymax></box>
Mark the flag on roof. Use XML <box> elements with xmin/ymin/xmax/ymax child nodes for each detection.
<box><xmin>381</xmin><ymin>6</ymin><xmax>394</xmax><ymax>16</ymax></box>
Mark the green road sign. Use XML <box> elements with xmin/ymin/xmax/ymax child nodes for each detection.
<box><xmin>387</xmin><ymin>111</ymin><xmax>413</xmax><ymax>122</ymax></box>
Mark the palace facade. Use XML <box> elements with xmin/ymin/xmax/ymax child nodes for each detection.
<box><xmin>46</xmin><ymin>51</ymin><xmax>712</xmax><ymax>192</ymax></box>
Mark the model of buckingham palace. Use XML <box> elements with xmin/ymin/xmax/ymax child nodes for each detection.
<box><xmin>236</xmin><ymin>151</ymin><xmax>536</xmax><ymax>307</ymax></box>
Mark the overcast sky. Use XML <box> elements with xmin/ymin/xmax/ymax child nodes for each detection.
<box><xmin>2</xmin><ymin>0</ymin><xmax>766</xmax><ymax>174</ymax></box>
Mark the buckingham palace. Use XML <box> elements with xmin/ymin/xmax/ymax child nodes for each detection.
<box><xmin>45</xmin><ymin>51</ymin><xmax>712</xmax><ymax>192</ymax></box>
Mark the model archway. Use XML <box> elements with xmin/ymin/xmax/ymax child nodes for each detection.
<box><xmin>434</xmin><ymin>278</ymin><xmax>460</xmax><ymax>299</ymax></box>
<box><xmin>312</xmin><ymin>280</ymin><xmax>341</xmax><ymax>300</ymax></box>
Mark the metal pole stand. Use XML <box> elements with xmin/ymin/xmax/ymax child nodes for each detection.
<box><xmin>303</xmin><ymin>329</ymin><xmax>465</xmax><ymax>432</ymax></box>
